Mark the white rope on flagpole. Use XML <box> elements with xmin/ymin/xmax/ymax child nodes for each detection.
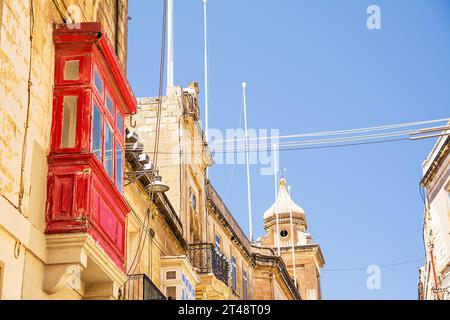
<box><xmin>287</xmin><ymin>185</ymin><xmax>298</xmax><ymax>288</ymax></box>
<box><xmin>273</xmin><ymin>143</ymin><xmax>281</xmax><ymax>256</ymax></box>
<box><xmin>242</xmin><ymin>82</ymin><xmax>253</xmax><ymax>241</ymax></box>
<box><xmin>203</xmin><ymin>0</ymin><xmax>210</xmax><ymax>180</ymax></box>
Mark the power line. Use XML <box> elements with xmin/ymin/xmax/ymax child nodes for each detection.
<box><xmin>126</xmin><ymin>118</ymin><xmax>450</xmax><ymax>147</ymax></box>
<box><xmin>205</xmin><ymin>128</ymin><xmax>422</xmax><ymax>153</ymax></box>
<box><xmin>127</xmin><ymin>128</ymin><xmax>415</xmax><ymax>150</ymax></box>
<box><xmin>275</xmin><ymin>137</ymin><xmax>411</xmax><ymax>152</ymax></box>
<box><xmin>204</xmin><ymin>124</ymin><xmax>450</xmax><ymax>151</ymax></box>
<box><xmin>272</xmin><ymin>128</ymin><xmax>422</xmax><ymax>146</ymax></box>
<box><xmin>323</xmin><ymin>259</ymin><xmax>423</xmax><ymax>272</ymax></box>
<box><xmin>125</xmin><ymin>119</ymin><xmax>450</xmax><ymax>154</ymax></box>
<box><xmin>128</xmin><ymin>133</ymin><xmax>450</xmax><ymax>156</ymax></box>
<box><xmin>208</xmin><ymin>118</ymin><xmax>450</xmax><ymax>145</ymax></box>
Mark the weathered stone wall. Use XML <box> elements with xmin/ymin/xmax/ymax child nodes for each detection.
<box><xmin>252</xmin><ymin>270</ymin><xmax>274</xmax><ymax>300</ymax></box>
<box><xmin>97</xmin><ymin>0</ymin><xmax>129</xmax><ymax>69</ymax></box>
<box><xmin>136</xmin><ymin>85</ymin><xmax>211</xmax><ymax>246</ymax></box>
<box><xmin>0</xmin><ymin>0</ymin><xmax>129</xmax><ymax>299</ymax></box>
<box><xmin>124</xmin><ymin>176</ymin><xmax>186</xmax><ymax>290</ymax></box>
<box><xmin>421</xmin><ymin>138</ymin><xmax>450</xmax><ymax>300</ymax></box>
<box><xmin>252</xmin><ymin>266</ymin><xmax>293</xmax><ymax>300</ymax></box>
<box><xmin>281</xmin><ymin>251</ymin><xmax>320</xmax><ymax>299</ymax></box>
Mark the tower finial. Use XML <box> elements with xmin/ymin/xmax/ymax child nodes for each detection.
<box><xmin>280</xmin><ymin>168</ymin><xmax>287</xmax><ymax>180</ymax></box>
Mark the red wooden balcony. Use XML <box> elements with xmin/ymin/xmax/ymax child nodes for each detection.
<box><xmin>45</xmin><ymin>23</ymin><xmax>137</xmax><ymax>271</ymax></box>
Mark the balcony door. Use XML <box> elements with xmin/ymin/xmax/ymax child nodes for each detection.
<box><xmin>188</xmin><ymin>207</ymin><xmax>201</xmax><ymax>244</ymax></box>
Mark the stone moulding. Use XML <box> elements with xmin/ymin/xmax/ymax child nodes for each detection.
<box><xmin>44</xmin><ymin>233</ymin><xmax>126</xmax><ymax>298</ymax></box>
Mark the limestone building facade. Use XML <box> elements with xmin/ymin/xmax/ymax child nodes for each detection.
<box><xmin>0</xmin><ymin>0</ymin><xmax>323</xmax><ymax>300</ymax></box>
<box><xmin>418</xmin><ymin>129</ymin><xmax>450</xmax><ymax>300</ymax></box>
<box><xmin>135</xmin><ymin>85</ymin><xmax>302</xmax><ymax>300</ymax></box>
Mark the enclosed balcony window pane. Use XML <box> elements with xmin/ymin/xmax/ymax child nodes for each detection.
<box><xmin>106</xmin><ymin>94</ymin><xmax>114</xmax><ymax>117</ymax></box>
<box><xmin>232</xmin><ymin>256</ymin><xmax>237</xmax><ymax>291</ymax></box>
<box><xmin>64</xmin><ymin>60</ymin><xmax>79</xmax><ymax>80</ymax></box>
<box><xmin>243</xmin><ymin>270</ymin><xmax>248</xmax><ymax>300</ymax></box>
<box><xmin>115</xmin><ymin>141</ymin><xmax>123</xmax><ymax>193</ymax></box>
<box><xmin>104</xmin><ymin>123</ymin><xmax>114</xmax><ymax>179</ymax></box>
<box><xmin>92</xmin><ymin>103</ymin><xmax>102</xmax><ymax>161</ymax></box>
<box><xmin>94</xmin><ymin>68</ymin><xmax>103</xmax><ymax>95</ymax></box>
<box><xmin>61</xmin><ymin>96</ymin><xmax>78</xmax><ymax>148</ymax></box>
<box><xmin>116</xmin><ymin>110</ymin><xmax>124</xmax><ymax>135</ymax></box>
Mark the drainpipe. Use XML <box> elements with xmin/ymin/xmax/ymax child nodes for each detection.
<box><xmin>429</xmin><ymin>242</ymin><xmax>441</xmax><ymax>300</ymax></box>
<box><xmin>424</xmin><ymin>191</ymin><xmax>441</xmax><ymax>300</ymax></box>
<box><xmin>115</xmin><ymin>0</ymin><xmax>120</xmax><ymax>55</ymax></box>
<box><xmin>270</xmin><ymin>272</ymin><xmax>274</xmax><ymax>300</ymax></box>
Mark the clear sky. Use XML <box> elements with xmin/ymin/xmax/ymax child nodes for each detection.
<box><xmin>127</xmin><ymin>0</ymin><xmax>450</xmax><ymax>299</ymax></box>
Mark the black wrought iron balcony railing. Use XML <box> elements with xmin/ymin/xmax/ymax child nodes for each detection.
<box><xmin>188</xmin><ymin>243</ymin><xmax>230</xmax><ymax>285</ymax></box>
<box><xmin>121</xmin><ymin>274</ymin><xmax>166</xmax><ymax>300</ymax></box>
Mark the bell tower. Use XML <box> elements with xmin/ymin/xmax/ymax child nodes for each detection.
<box><xmin>259</xmin><ymin>178</ymin><xmax>325</xmax><ymax>300</ymax></box>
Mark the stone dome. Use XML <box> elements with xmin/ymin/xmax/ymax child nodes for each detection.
<box><xmin>263</xmin><ymin>178</ymin><xmax>305</xmax><ymax>219</ymax></box>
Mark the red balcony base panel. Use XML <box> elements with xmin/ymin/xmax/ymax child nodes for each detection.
<box><xmin>46</xmin><ymin>153</ymin><xmax>129</xmax><ymax>272</ymax></box>
<box><xmin>88</xmin><ymin>229</ymin><xmax>125</xmax><ymax>271</ymax></box>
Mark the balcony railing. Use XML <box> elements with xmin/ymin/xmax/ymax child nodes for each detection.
<box><xmin>121</xmin><ymin>274</ymin><xmax>166</xmax><ymax>300</ymax></box>
<box><xmin>189</xmin><ymin>243</ymin><xmax>230</xmax><ymax>285</ymax></box>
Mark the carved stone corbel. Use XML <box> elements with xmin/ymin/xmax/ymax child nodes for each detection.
<box><xmin>43</xmin><ymin>264</ymin><xmax>83</xmax><ymax>295</ymax></box>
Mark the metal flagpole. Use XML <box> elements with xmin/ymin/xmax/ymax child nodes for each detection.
<box><xmin>203</xmin><ymin>0</ymin><xmax>209</xmax><ymax>145</ymax></box>
<box><xmin>287</xmin><ymin>185</ymin><xmax>298</xmax><ymax>288</ymax></box>
<box><xmin>242</xmin><ymin>82</ymin><xmax>253</xmax><ymax>241</ymax></box>
<box><xmin>273</xmin><ymin>143</ymin><xmax>281</xmax><ymax>256</ymax></box>
<box><xmin>167</xmin><ymin>0</ymin><xmax>174</xmax><ymax>88</ymax></box>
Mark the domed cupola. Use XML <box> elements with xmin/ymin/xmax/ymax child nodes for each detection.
<box><xmin>259</xmin><ymin>176</ymin><xmax>325</xmax><ymax>300</ymax></box>
<box><xmin>263</xmin><ymin>178</ymin><xmax>305</xmax><ymax>217</ymax></box>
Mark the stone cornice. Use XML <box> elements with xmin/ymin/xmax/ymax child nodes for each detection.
<box><xmin>279</xmin><ymin>244</ymin><xmax>326</xmax><ymax>267</ymax></box>
<box><xmin>251</xmin><ymin>251</ymin><xmax>301</xmax><ymax>300</ymax></box>
<box><xmin>46</xmin><ymin>233</ymin><xmax>126</xmax><ymax>286</ymax></box>
<box><xmin>206</xmin><ymin>181</ymin><xmax>254</xmax><ymax>264</ymax></box>
<box><xmin>421</xmin><ymin>136</ymin><xmax>450</xmax><ymax>188</ymax></box>
<box><xmin>264</xmin><ymin>212</ymin><xmax>307</xmax><ymax>230</ymax></box>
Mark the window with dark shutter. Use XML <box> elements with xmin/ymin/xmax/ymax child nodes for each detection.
<box><xmin>232</xmin><ymin>256</ymin><xmax>237</xmax><ymax>291</ymax></box>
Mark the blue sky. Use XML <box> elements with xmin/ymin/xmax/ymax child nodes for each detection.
<box><xmin>127</xmin><ymin>0</ymin><xmax>450</xmax><ymax>299</ymax></box>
